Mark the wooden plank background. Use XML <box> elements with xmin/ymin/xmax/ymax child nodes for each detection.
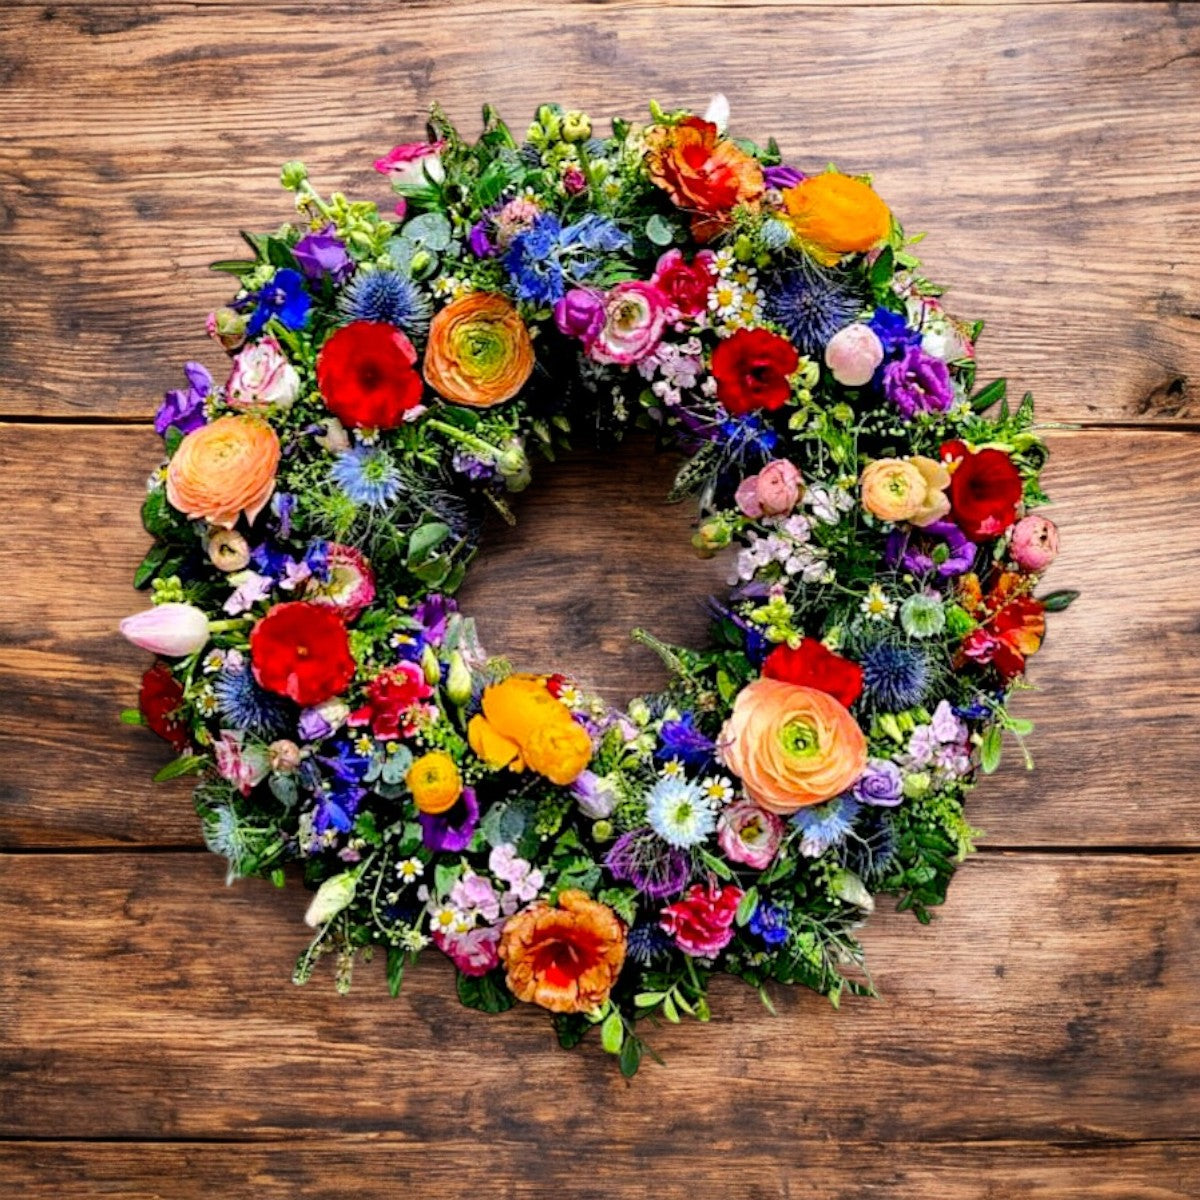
<box><xmin>0</xmin><ymin>1</ymin><xmax>1198</xmax><ymax>1196</ymax></box>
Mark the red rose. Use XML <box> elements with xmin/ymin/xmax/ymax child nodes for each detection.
<box><xmin>347</xmin><ymin>661</ymin><xmax>434</xmax><ymax>740</ymax></box>
<box><xmin>712</xmin><ymin>327</ymin><xmax>799</xmax><ymax>415</ymax></box>
<box><xmin>250</xmin><ymin>601</ymin><xmax>356</xmax><ymax>706</ymax></box>
<box><xmin>943</xmin><ymin>443</ymin><xmax>1023</xmax><ymax>541</ymax></box>
<box><xmin>762</xmin><ymin>638</ymin><xmax>864</xmax><ymax>708</ymax></box>
<box><xmin>659</xmin><ymin>880</ymin><xmax>744</xmax><ymax>957</ymax></box>
<box><xmin>650</xmin><ymin>249</ymin><xmax>716</xmax><ymax>320</ymax></box>
<box><xmin>138</xmin><ymin>662</ymin><xmax>190</xmax><ymax>751</ymax></box>
<box><xmin>316</xmin><ymin>321</ymin><xmax>423</xmax><ymax>429</ymax></box>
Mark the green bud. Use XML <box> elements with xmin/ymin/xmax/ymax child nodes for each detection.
<box><xmin>536</xmin><ymin>104</ymin><xmax>562</xmax><ymax>140</ymax></box>
<box><xmin>561</xmin><ymin>111</ymin><xmax>592</xmax><ymax>143</ymax></box>
<box><xmin>902</xmin><ymin>771</ymin><xmax>931</xmax><ymax>799</ymax></box>
<box><xmin>592</xmin><ymin>819</ymin><xmax>614</xmax><ymax>843</ymax></box>
<box><xmin>627</xmin><ymin>698</ymin><xmax>651</xmax><ymax>726</ymax></box>
<box><xmin>797</xmin><ymin>357</ymin><xmax>821</xmax><ymax>388</ymax></box>
<box><xmin>445</xmin><ymin>650</ymin><xmax>473</xmax><ymax>707</ymax></box>
<box><xmin>280</xmin><ymin>161</ymin><xmax>308</xmax><ymax>190</ymax></box>
<box><xmin>496</xmin><ymin>441</ymin><xmax>532</xmax><ymax>493</ymax></box>
<box><xmin>408</xmin><ymin>249</ymin><xmax>434</xmax><ymax>277</ymax></box>
<box><xmin>830</xmin><ymin>868</ymin><xmax>874</xmax><ymax>912</ymax></box>
<box><xmin>945</xmin><ymin>604</ymin><xmax>977</xmax><ymax>638</ymax></box>
<box><xmin>831</xmin><ymin>403</ymin><xmax>854</xmax><ymax>425</ymax></box>
<box><xmin>900</xmin><ymin>592</ymin><xmax>946</xmax><ymax>639</ymax></box>
<box><xmin>878</xmin><ymin>713</ymin><xmax>904</xmax><ymax>743</ymax></box>
<box><xmin>421</xmin><ymin>644</ymin><xmax>441</xmax><ymax>686</ymax></box>
<box><xmin>733</xmin><ymin>234</ymin><xmax>753</xmax><ymax>262</ymax></box>
<box><xmin>692</xmin><ymin>519</ymin><xmax>731</xmax><ymax>557</ymax></box>
<box><xmin>304</xmin><ymin>871</ymin><xmax>357</xmax><ymax>927</ymax></box>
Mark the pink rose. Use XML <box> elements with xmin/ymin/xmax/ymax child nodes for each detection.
<box><xmin>717</xmin><ymin>800</ymin><xmax>785</xmax><ymax>870</ymax></box>
<box><xmin>589</xmin><ymin>281</ymin><xmax>668</xmax><ymax>366</ymax></box>
<box><xmin>373</xmin><ymin>140</ymin><xmax>445</xmax><ymax>187</ymax></box>
<box><xmin>1009</xmin><ymin>514</ymin><xmax>1059</xmax><ymax>572</ymax></box>
<box><xmin>650</xmin><ymin>248</ymin><xmax>717</xmax><ymax>321</ymax></box>
<box><xmin>824</xmin><ymin>322</ymin><xmax>884</xmax><ymax>387</ymax></box>
<box><xmin>227</xmin><ymin>337</ymin><xmax>300</xmax><ymax>411</ymax></box>
<box><xmin>734</xmin><ymin>459</ymin><xmax>803</xmax><ymax>518</ymax></box>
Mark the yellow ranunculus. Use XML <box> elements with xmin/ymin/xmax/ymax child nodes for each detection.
<box><xmin>782</xmin><ymin>172</ymin><xmax>891</xmax><ymax>266</ymax></box>
<box><xmin>406</xmin><ymin>751</ymin><xmax>462</xmax><ymax>814</ymax></box>
<box><xmin>523</xmin><ymin>720</ymin><xmax>593</xmax><ymax>786</ymax></box>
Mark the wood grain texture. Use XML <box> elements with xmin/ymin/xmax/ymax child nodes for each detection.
<box><xmin>0</xmin><ymin>3</ymin><xmax>1198</xmax><ymax>420</ymax></box>
<box><xmin>2</xmin><ymin>424</ymin><xmax>1199</xmax><ymax>848</ymax></box>
<box><xmin>1</xmin><ymin>1140</ymin><xmax>1197</xmax><ymax>1200</ymax></box>
<box><xmin>0</xmin><ymin>852</ymin><xmax>1196</xmax><ymax>1145</ymax></box>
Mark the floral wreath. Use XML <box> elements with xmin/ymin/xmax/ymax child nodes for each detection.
<box><xmin>122</xmin><ymin>98</ymin><xmax>1074</xmax><ymax>1073</ymax></box>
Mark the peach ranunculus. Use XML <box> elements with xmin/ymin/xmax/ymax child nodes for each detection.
<box><xmin>423</xmin><ymin>292</ymin><xmax>534</xmax><ymax>408</ymax></box>
<box><xmin>467</xmin><ymin>674</ymin><xmax>591</xmax><ymax>786</ymax></box>
<box><xmin>499</xmin><ymin>889</ymin><xmax>627</xmax><ymax>1013</ymax></box>
<box><xmin>719</xmin><ymin>677</ymin><xmax>867</xmax><ymax>814</ymax></box>
<box><xmin>781</xmin><ymin>172</ymin><xmax>892</xmax><ymax>266</ymax></box>
<box><xmin>860</xmin><ymin>456</ymin><xmax>950</xmax><ymax>527</ymax></box>
<box><xmin>166</xmin><ymin>414</ymin><xmax>280</xmax><ymax>528</ymax></box>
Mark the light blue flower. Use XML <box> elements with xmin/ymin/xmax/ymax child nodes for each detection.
<box><xmin>793</xmin><ymin>796</ymin><xmax>861</xmax><ymax>857</ymax></box>
<box><xmin>330</xmin><ymin>446</ymin><xmax>403</xmax><ymax>508</ymax></box>
<box><xmin>645</xmin><ymin>776</ymin><xmax>715</xmax><ymax>848</ymax></box>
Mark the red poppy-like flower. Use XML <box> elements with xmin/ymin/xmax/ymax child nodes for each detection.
<box><xmin>347</xmin><ymin>660</ymin><xmax>434</xmax><ymax>740</ymax></box>
<box><xmin>249</xmin><ymin>601</ymin><xmax>356</xmax><ymax>707</ymax></box>
<box><xmin>711</xmin><ymin>327</ymin><xmax>800</xmax><ymax>415</ymax></box>
<box><xmin>316</xmin><ymin>321</ymin><xmax>423</xmax><ymax>429</ymax></box>
<box><xmin>138</xmin><ymin>662</ymin><xmax>190</xmax><ymax>751</ymax></box>
<box><xmin>762</xmin><ymin>638</ymin><xmax>864</xmax><ymax>708</ymax></box>
<box><xmin>941</xmin><ymin>441</ymin><xmax>1023</xmax><ymax>541</ymax></box>
<box><xmin>957</xmin><ymin>571</ymin><xmax>1046</xmax><ymax>680</ymax></box>
<box><xmin>660</xmin><ymin>880</ymin><xmax>744</xmax><ymax>958</ymax></box>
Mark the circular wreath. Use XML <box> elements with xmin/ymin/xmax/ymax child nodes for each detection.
<box><xmin>122</xmin><ymin>98</ymin><xmax>1072</xmax><ymax>1073</ymax></box>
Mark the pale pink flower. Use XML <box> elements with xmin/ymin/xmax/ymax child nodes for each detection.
<box><xmin>227</xmin><ymin>336</ymin><xmax>300</xmax><ymax>411</ymax></box>
<box><xmin>120</xmin><ymin>603</ymin><xmax>209</xmax><ymax>657</ymax></box>
<box><xmin>824</xmin><ymin>323</ymin><xmax>884</xmax><ymax>387</ymax></box>
<box><xmin>1009</xmin><ymin>514</ymin><xmax>1059</xmax><ymax>572</ymax></box>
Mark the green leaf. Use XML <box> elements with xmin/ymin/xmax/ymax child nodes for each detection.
<box><xmin>456</xmin><ymin>969</ymin><xmax>515</xmax><ymax>1013</ymax></box>
<box><xmin>402</xmin><ymin>212</ymin><xmax>452</xmax><ymax>251</ymax></box>
<box><xmin>209</xmin><ymin>258</ymin><xmax>258</xmax><ymax>276</ymax></box>
<box><xmin>971</xmin><ymin>378</ymin><xmax>1007</xmax><ymax>414</ymax></box>
<box><xmin>133</xmin><ymin>543</ymin><xmax>170</xmax><ymax>589</ymax></box>
<box><xmin>645</xmin><ymin>214</ymin><xmax>674</xmax><ymax>246</ymax></box>
<box><xmin>600</xmin><ymin>1011</ymin><xmax>625</xmax><ymax>1054</ymax></box>
<box><xmin>618</xmin><ymin>1034</ymin><xmax>643</xmax><ymax>1077</ymax></box>
<box><xmin>979</xmin><ymin>723</ymin><xmax>1003</xmax><ymax>774</ymax></box>
<box><xmin>153</xmin><ymin>754</ymin><xmax>207</xmax><ymax>782</ymax></box>
<box><xmin>475</xmin><ymin>160</ymin><xmax>513</xmax><ymax>208</ymax></box>
<box><xmin>386</xmin><ymin>948</ymin><xmax>405</xmax><ymax>998</ymax></box>
<box><xmin>1039</xmin><ymin>589</ymin><xmax>1079</xmax><ymax>613</ymax></box>
<box><xmin>662</xmin><ymin>994</ymin><xmax>680</xmax><ymax>1024</ymax></box>
<box><xmin>735</xmin><ymin>886</ymin><xmax>759</xmax><ymax>928</ymax></box>
<box><xmin>634</xmin><ymin>991</ymin><xmax>665</xmax><ymax>1008</ymax></box>
<box><xmin>119</xmin><ymin>708</ymin><xmax>145</xmax><ymax>726</ymax></box>
<box><xmin>407</xmin><ymin>521</ymin><xmax>451</xmax><ymax>566</ymax></box>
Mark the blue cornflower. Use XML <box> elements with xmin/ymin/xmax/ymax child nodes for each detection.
<box><xmin>214</xmin><ymin>663</ymin><xmax>289</xmax><ymax>737</ymax></box>
<box><xmin>793</xmin><ymin>797</ymin><xmax>861</xmax><ymax>857</ymax></box>
<box><xmin>329</xmin><ymin>446</ymin><xmax>403</xmax><ymax>508</ymax></box>
<box><xmin>861</xmin><ymin>642</ymin><xmax>930</xmax><ymax>711</ymax></box>
<box><xmin>869</xmin><ymin>306</ymin><xmax>920</xmax><ymax>357</ymax></box>
<box><xmin>626</xmin><ymin>923</ymin><xmax>674</xmax><ymax>966</ymax></box>
<box><xmin>765</xmin><ymin>262</ymin><xmax>861</xmax><ymax>355</ymax></box>
<box><xmin>656</xmin><ymin>712</ymin><xmax>716</xmax><ymax>770</ymax></box>
<box><xmin>748</xmin><ymin>901</ymin><xmax>791</xmax><ymax>947</ymax></box>
<box><xmin>245</xmin><ymin>268</ymin><xmax>311</xmax><ymax>337</ymax></box>
<box><xmin>338</xmin><ymin>269</ymin><xmax>431</xmax><ymax>335</ymax></box>
<box><xmin>646</xmin><ymin>776</ymin><xmax>716</xmax><ymax>849</ymax></box>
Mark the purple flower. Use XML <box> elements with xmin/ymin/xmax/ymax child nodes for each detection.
<box><xmin>271</xmin><ymin>492</ymin><xmax>296</xmax><ymax>538</ymax></box>
<box><xmin>554</xmin><ymin>287</ymin><xmax>606</xmax><ymax>343</ymax></box>
<box><xmin>292</xmin><ymin>224</ymin><xmax>354</xmax><ymax>284</ymax></box>
<box><xmin>572</xmin><ymin>769</ymin><xmax>616</xmax><ymax>819</ymax></box>
<box><xmin>852</xmin><ymin>759</ymin><xmax>904</xmax><ymax>807</ymax></box>
<box><xmin>886</xmin><ymin>521</ymin><xmax>976</xmax><ymax>578</ymax></box>
<box><xmin>656</xmin><ymin>712</ymin><xmax>715</xmax><ymax>770</ymax></box>
<box><xmin>763</xmin><ymin>164</ymin><xmax>805</xmax><ymax>190</ymax></box>
<box><xmin>468</xmin><ymin>219</ymin><xmax>496</xmax><ymax>258</ymax></box>
<box><xmin>882</xmin><ymin>345</ymin><xmax>954</xmax><ymax>419</ymax></box>
<box><xmin>419</xmin><ymin>786</ymin><xmax>479</xmax><ymax>853</ymax></box>
<box><xmin>155</xmin><ymin>362</ymin><xmax>212</xmax><ymax>437</ymax></box>
<box><xmin>244</xmin><ymin>268</ymin><xmax>311</xmax><ymax>338</ymax></box>
<box><xmin>868</xmin><ymin>306</ymin><xmax>921</xmax><ymax>357</ymax></box>
<box><xmin>605</xmin><ymin>827</ymin><xmax>691</xmax><ymax>899</ymax></box>
<box><xmin>413</xmin><ymin>594</ymin><xmax>457</xmax><ymax>646</ymax></box>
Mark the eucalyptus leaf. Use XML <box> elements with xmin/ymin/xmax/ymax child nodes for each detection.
<box><xmin>645</xmin><ymin>214</ymin><xmax>674</xmax><ymax>246</ymax></box>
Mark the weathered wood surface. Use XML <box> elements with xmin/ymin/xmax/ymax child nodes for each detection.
<box><xmin>0</xmin><ymin>853</ymin><xmax>1196</xmax><ymax>1147</ymax></box>
<box><xmin>0</xmin><ymin>3</ymin><xmax>1198</xmax><ymax>421</ymax></box>
<box><xmin>2</xmin><ymin>424</ymin><xmax>1198</xmax><ymax>848</ymax></box>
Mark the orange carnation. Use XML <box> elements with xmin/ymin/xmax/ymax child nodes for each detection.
<box><xmin>719</xmin><ymin>677</ymin><xmax>867</xmax><ymax>814</ymax></box>
<box><xmin>781</xmin><ymin>172</ymin><xmax>892</xmax><ymax>266</ymax></box>
<box><xmin>423</xmin><ymin>292</ymin><xmax>534</xmax><ymax>408</ymax></box>
<box><xmin>166</xmin><ymin>414</ymin><xmax>280</xmax><ymax>529</ymax></box>
<box><xmin>499</xmin><ymin>890</ymin><xmax>627</xmax><ymax>1014</ymax></box>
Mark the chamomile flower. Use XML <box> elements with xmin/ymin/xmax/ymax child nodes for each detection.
<box><xmin>708</xmin><ymin>280</ymin><xmax>744</xmax><ymax>320</ymax></box>
<box><xmin>194</xmin><ymin>686</ymin><xmax>219</xmax><ymax>718</ymax></box>
<box><xmin>660</xmin><ymin>757</ymin><xmax>687</xmax><ymax>780</ymax></box>
<box><xmin>861</xmin><ymin>583</ymin><xmax>897</xmax><ymax>621</ymax></box>
<box><xmin>201</xmin><ymin>649</ymin><xmax>226</xmax><ymax>675</ymax></box>
<box><xmin>429</xmin><ymin>905</ymin><xmax>470</xmax><ymax>935</ymax></box>
<box><xmin>395</xmin><ymin>858</ymin><xmax>425</xmax><ymax>884</ymax></box>
<box><xmin>700</xmin><ymin>775</ymin><xmax>736</xmax><ymax>805</ymax></box>
<box><xmin>353</xmin><ymin>733</ymin><xmax>375</xmax><ymax>756</ymax></box>
<box><xmin>646</xmin><ymin>777</ymin><xmax>716</xmax><ymax>848</ymax></box>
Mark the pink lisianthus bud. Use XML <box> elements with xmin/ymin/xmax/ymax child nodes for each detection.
<box><xmin>1009</xmin><ymin>514</ymin><xmax>1059</xmax><ymax>572</ymax></box>
<box><xmin>120</xmin><ymin>603</ymin><xmax>210</xmax><ymax>657</ymax></box>
<box><xmin>227</xmin><ymin>336</ymin><xmax>300</xmax><ymax>411</ymax></box>
<box><xmin>562</xmin><ymin>166</ymin><xmax>587</xmax><ymax>196</ymax></box>
<box><xmin>824</xmin><ymin>322</ymin><xmax>884</xmax><ymax>387</ymax></box>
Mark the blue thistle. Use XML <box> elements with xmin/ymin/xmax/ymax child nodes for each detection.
<box><xmin>338</xmin><ymin>269</ymin><xmax>431</xmax><ymax>335</ymax></box>
<box><xmin>860</xmin><ymin>642</ymin><xmax>931</xmax><ymax>711</ymax></box>
<box><xmin>626</xmin><ymin>923</ymin><xmax>673</xmax><ymax>966</ymax></box>
<box><xmin>214</xmin><ymin>663</ymin><xmax>289</xmax><ymax>737</ymax></box>
<box><xmin>765</xmin><ymin>261</ymin><xmax>862</xmax><ymax>355</ymax></box>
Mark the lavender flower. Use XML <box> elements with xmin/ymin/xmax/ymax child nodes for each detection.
<box><xmin>881</xmin><ymin>345</ymin><xmax>954</xmax><ymax>419</ymax></box>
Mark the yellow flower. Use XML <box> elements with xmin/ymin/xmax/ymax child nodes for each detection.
<box><xmin>782</xmin><ymin>172</ymin><xmax>891</xmax><ymax>266</ymax></box>
<box><xmin>860</xmin><ymin>456</ymin><xmax>950</xmax><ymax>526</ymax></box>
<box><xmin>406</xmin><ymin>751</ymin><xmax>462</xmax><ymax>815</ymax></box>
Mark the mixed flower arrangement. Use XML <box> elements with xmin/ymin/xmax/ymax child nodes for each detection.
<box><xmin>121</xmin><ymin>98</ymin><xmax>1074</xmax><ymax>1073</ymax></box>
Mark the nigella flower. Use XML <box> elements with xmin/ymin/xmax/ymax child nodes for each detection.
<box><xmin>860</xmin><ymin>641</ymin><xmax>932</xmax><ymax>711</ymax></box>
<box><xmin>605</xmin><ymin>827</ymin><xmax>692</xmax><ymax>899</ymax></box>
<box><xmin>793</xmin><ymin>796</ymin><xmax>861</xmax><ymax>858</ymax></box>
<box><xmin>655</xmin><ymin>712</ymin><xmax>716</xmax><ymax>770</ymax></box>
<box><xmin>214</xmin><ymin>661</ymin><xmax>290</xmax><ymax>737</ymax></box>
<box><xmin>646</xmin><ymin>777</ymin><xmax>716</xmax><ymax>848</ymax></box>
<box><xmin>626</xmin><ymin>923</ymin><xmax>674</xmax><ymax>966</ymax></box>
<box><xmin>244</xmin><ymin>268</ymin><xmax>311</xmax><ymax>338</ymax></box>
<box><xmin>747</xmin><ymin>900</ymin><xmax>790</xmax><ymax>947</ymax></box>
<box><xmin>329</xmin><ymin>446</ymin><xmax>404</xmax><ymax>508</ymax></box>
<box><xmin>338</xmin><ymin>269</ymin><xmax>431</xmax><ymax>335</ymax></box>
<box><xmin>764</xmin><ymin>261</ymin><xmax>862</xmax><ymax>355</ymax></box>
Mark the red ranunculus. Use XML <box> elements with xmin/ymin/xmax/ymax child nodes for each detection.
<box><xmin>250</xmin><ymin>601</ymin><xmax>356</xmax><ymax>706</ymax></box>
<box><xmin>316</xmin><ymin>321</ymin><xmax>423</xmax><ymax>429</ymax></box>
<box><xmin>347</xmin><ymin>660</ymin><xmax>434</xmax><ymax>740</ymax></box>
<box><xmin>711</xmin><ymin>327</ymin><xmax>800</xmax><ymax>415</ymax></box>
<box><xmin>139</xmin><ymin>662</ymin><xmax>190</xmax><ymax>751</ymax></box>
<box><xmin>942</xmin><ymin>441</ymin><xmax>1023</xmax><ymax>541</ymax></box>
<box><xmin>762</xmin><ymin>638</ymin><xmax>864</xmax><ymax>708</ymax></box>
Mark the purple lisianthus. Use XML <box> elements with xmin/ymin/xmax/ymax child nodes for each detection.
<box><xmin>155</xmin><ymin>362</ymin><xmax>212</xmax><ymax>437</ymax></box>
<box><xmin>882</xmin><ymin>345</ymin><xmax>954</xmax><ymax>419</ymax></box>
<box><xmin>468</xmin><ymin>219</ymin><xmax>496</xmax><ymax>258</ymax></box>
<box><xmin>572</xmin><ymin>769</ymin><xmax>617</xmax><ymax>819</ymax></box>
<box><xmin>868</xmin><ymin>306</ymin><xmax>921</xmax><ymax>357</ymax></box>
<box><xmin>852</xmin><ymin>759</ymin><xmax>904</xmax><ymax>807</ymax></box>
<box><xmin>554</xmin><ymin>287</ymin><xmax>606</xmax><ymax>344</ymax></box>
<box><xmin>292</xmin><ymin>224</ymin><xmax>354</xmax><ymax>284</ymax></box>
<box><xmin>886</xmin><ymin>521</ymin><xmax>976</xmax><ymax>578</ymax></box>
<box><xmin>656</xmin><ymin>712</ymin><xmax>715</xmax><ymax>769</ymax></box>
<box><xmin>419</xmin><ymin>786</ymin><xmax>479</xmax><ymax>853</ymax></box>
<box><xmin>763</xmin><ymin>164</ymin><xmax>805</xmax><ymax>190</ymax></box>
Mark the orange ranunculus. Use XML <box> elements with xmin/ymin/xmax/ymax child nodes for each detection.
<box><xmin>860</xmin><ymin>455</ymin><xmax>950</xmax><ymax>527</ymax></box>
<box><xmin>719</xmin><ymin>677</ymin><xmax>868</xmax><ymax>814</ymax></box>
<box><xmin>166</xmin><ymin>414</ymin><xmax>280</xmax><ymax>528</ymax></box>
<box><xmin>406</xmin><ymin>750</ymin><xmax>462</xmax><ymax>815</ymax></box>
<box><xmin>423</xmin><ymin>292</ymin><xmax>534</xmax><ymax>408</ymax></box>
<box><xmin>499</xmin><ymin>889</ymin><xmax>627</xmax><ymax>1013</ymax></box>
<box><xmin>645</xmin><ymin>117</ymin><xmax>764</xmax><ymax>232</ymax></box>
<box><xmin>781</xmin><ymin>172</ymin><xmax>892</xmax><ymax>266</ymax></box>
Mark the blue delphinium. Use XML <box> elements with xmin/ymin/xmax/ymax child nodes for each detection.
<box><xmin>765</xmin><ymin>262</ymin><xmax>861</xmax><ymax>355</ymax></box>
<box><xmin>244</xmin><ymin>268</ymin><xmax>311</xmax><ymax>337</ymax></box>
<box><xmin>646</xmin><ymin>776</ymin><xmax>716</xmax><ymax>848</ymax></box>
<box><xmin>656</xmin><ymin>712</ymin><xmax>716</xmax><ymax>770</ymax></box>
<box><xmin>794</xmin><ymin>797</ymin><xmax>861</xmax><ymax>857</ymax></box>
<box><xmin>748</xmin><ymin>901</ymin><xmax>791</xmax><ymax>947</ymax></box>
<box><xmin>505</xmin><ymin>212</ymin><xmax>631</xmax><ymax>304</ymax></box>
<box><xmin>330</xmin><ymin>446</ymin><xmax>404</xmax><ymax>508</ymax></box>
<box><xmin>869</xmin><ymin>306</ymin><xmax>921</xmax><ymax>357</ymax></box>
<box><xmin>214</xmin><ymin>662</ymin><xmax>289</xmax><ymax>738</ymax></box>
<box><xmin>338</xmin><ymin>268</ymin><xmax>431</xmax><ymax>335</ymax></box>
<box><xmin>861</xmin><ymin>641</ymin><xmax>930</xmax><ymax>711</ymax></box>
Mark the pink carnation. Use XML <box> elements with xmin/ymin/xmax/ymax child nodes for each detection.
<box><xmin>660</xmin><ymin>880</ymin><xmax>744</xmax><ymax>958</ymax></box>
<box><xmin>213</xmin><ymin>730</ymin><xmax>270</xmax><ymax>797</ymax></box>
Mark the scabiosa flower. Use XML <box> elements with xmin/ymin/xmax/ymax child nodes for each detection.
<box><xmin>748</xmin><ymin>900</ymin><xmax>790</xmax><ymax>946</ymax></box>
<box><xmin>329</xmin><ymin>446</ymin><xmax>404</xmax><ymax>508</ymax></box>
<box><xmin>646</xmin><ymin>776</ymin><xmax>716</xmax><ymax>848</ymax></box>
<box><xmin>605</xmin><ymin>827</ymin><xmax>692</xmax><ymax>899</ymax></box>
<box><xmin>338</xmin><ymin>269</ymin><xmax>432</xmax><ymax>335</ymax></box>
<box><xmin>626</xmin><ymin>922</ymin><xmax>674</xmax><ymax>966</ymax></box>
<box><xmin>765</xmin><ymin>261</ymin><xmax>862</xmax><ymax>355</ymax></box>
<box><xmin>214</xmin><ymin>658</ymin><xmax>290</xmax><ymax>737</ymax></box>
<box><xmin>860</xmin><ymin>641</ymin><xmax>931</xmax><ymax>711</ymax></box>
<box><xmin>793</xmin><ymin>796</ymin><xmax>861</xmax><ymax>857</ymax></box>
